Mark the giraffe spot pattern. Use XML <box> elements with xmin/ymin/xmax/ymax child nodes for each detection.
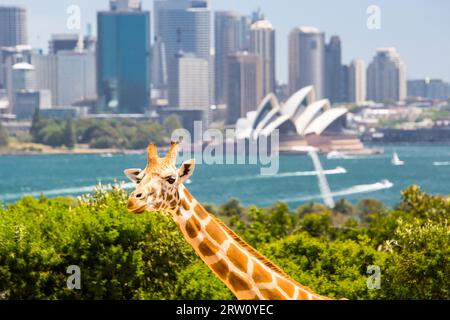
<box><xmin>228</xmin><ymin>272</ymin><xmax>250</xmax><ymax>291</ymax></box>
<box><xmin>194</xmin><ymin>204</ymin><xmax>208</xmax><ymax>220</ymax></box>
<box><xmin>185</xmin><ymin>217</ymin><xmax>201</xmax><ymax>238</ymax></box>
<box><xmin>259</xmin><ymin>288</ymin><xmax>287</xmax><ymax>300</ymax></box>
<box><xmin>276</xmin><ymin>277</ymin><xmax>295</xmax><ymax>297</ymax></box>
<box><xmin>252</xmin><ymin>261</ymin><xmax>273</xmax><ymax>283</ymax></box>
<box><xmin>205</xmin><ymin>220</ymin><xmax>228</xmax><ymax>245</ymax></box>
<box><xmin>296</xmin><ymin>289</ymin><xmax>311</xmax><ymax>300</ymax></box>
<box><xmin>210</xmin><ymin>259</ymin><xmax>229</xmax><ymax>280</ymax></box>
<box><xmin>181</xmin><ymin>199</ymin><xmax>190</xmax><ymax>211</ymax></box>
<box><xmin>227</xmin><ymin>243</ymin><xmax>248</xmax><ymax>273</ymax></box>
<box><xmin>198</xmin><ymin>238</ymin><xmax>219</xmax><ymax>257</ymax></box>
<box><xmin>183</xmin><ymin>189</ymin><xmax>193</xmax><ymax>202</ymax></box>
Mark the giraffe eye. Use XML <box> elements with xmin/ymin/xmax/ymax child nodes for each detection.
<box><xmin>165</xmin><ymin>176</ymin><xmax>176</xmax><ymax>184</ymax></box>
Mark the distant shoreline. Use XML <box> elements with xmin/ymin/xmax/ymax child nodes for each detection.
<box><xmin>0</xmin><ymin>142</ymin><xmax>145</xmax><ymax>156</ymax></box>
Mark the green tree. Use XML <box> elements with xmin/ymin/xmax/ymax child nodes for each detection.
<box><xmin>164</xmin><ymin>114</ymin><xmax>182</xmax><ymax>137</ymax></box>
<box><xmin>333</xmin><ymin>199</ymin><xmax>355</xmax><ymax>216</ymax></box>
<box><xmin>30</xmin><ymin>108</ymin><xmax>42</xmax><ymax>143</ymax></box>
<box><xmin>63</xmin><ymin>117</ymin><xmax>76</xmax><ymax>149</ymax></box>
<box><xmin>0</xmin><ymin>121</ymin><xmax>8</xmax><ymax>147</ymax></box>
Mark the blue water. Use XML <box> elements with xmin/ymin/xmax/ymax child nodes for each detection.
<box><xmin>1</xmin><ymin>145</ymin><xmax>449</xmax><ymax>208</ymax></box>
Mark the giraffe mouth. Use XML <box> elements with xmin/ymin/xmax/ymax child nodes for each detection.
<box><xmin>127</xmin><ymin>199</ymin><xmax>147</xmax><ymax>214</ymax></box>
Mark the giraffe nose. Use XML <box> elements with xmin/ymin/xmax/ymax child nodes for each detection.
<box><xmin>135</xmin><ymin>192</ymin><xmax>143</xmax><ymax>199</ymax></box>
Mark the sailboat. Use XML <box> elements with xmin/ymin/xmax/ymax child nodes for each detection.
<box><xmin>391</xmin><ymin>152</ymin><xmax>404</xmax><ymax>166</ymax></box>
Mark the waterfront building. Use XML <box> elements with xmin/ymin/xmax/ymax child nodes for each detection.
<box><xmin>214</xmin><ymin>11</ymin><xmax>246</xmax><ymax>105</ymax></box>
<box><xmin>367</xmin><ymin>48</ymin><xmax>406</xmax><ymax>103</ymax></box>
<box><xmin>348</xmin><ymin>59</ymin><xmax>366</xmax><ymax>104</ymax></box>
<box><xmin>155</xmin><ymin>0</ymin><xmax>211</xmax><ymax>108</ymax></box>
<box><xmin>169</xmin><ymin>52</ymin><xmax>210</xmax><ymax>111</ymax></box>
<box><xmin>0</xmin><ymin>6</ymin><xmax>28</xmax><ymax>47</ymax></box>
<box><xmin>325</xmin><ymin>36</ymin><xmax>342</xmax><ymax>103</ymax></box>
<box><xmin>226</xmin><ymin>52</ymin><xmax>263</xmax><ymax>124</ymax></box>
<box><xmin>289</xmin><ymin>27</ymin><xmax>325</xmax><ymax>99</ymax></box>
<box><xmin>250</xmin><ymin>19</ymin><xmax>276</xmax><ymax>98</ymax></box>
<box><xmin>97</xmin><ymin>0</ymin><xmax>150</xmax><ymax>113</ymax></box>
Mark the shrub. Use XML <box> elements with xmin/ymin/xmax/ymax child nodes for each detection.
<box><xmin>0</xmin><ymin>187</ymin><xmax>196</xmax><ymax>299</ymax></box>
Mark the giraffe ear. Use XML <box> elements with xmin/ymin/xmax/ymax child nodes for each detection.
<box><xmin>124</xmin><ymin>168</ymin><xmax>142</xmax><ymax>183</ymax></box>
<box><xmin>177</xmin><ymin>159</ymin><xmax>195</xmax><ymax>184</ymax></box>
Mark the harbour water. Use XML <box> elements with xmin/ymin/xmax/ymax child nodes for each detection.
<box><xmin>1</xmin><ymin>144</ymin><xmax>449</xmax><ymax>208</ymax></box>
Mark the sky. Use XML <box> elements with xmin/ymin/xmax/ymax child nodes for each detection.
<box><xmin>1</xmin><ymin>0</ymin><xmax>449</xmax><ymax>84</ymax></box>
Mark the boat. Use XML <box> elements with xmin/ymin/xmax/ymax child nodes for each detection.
<box><xmin>100</xmin><ymin>153</ymin><xmax>114</xmax><ymax>158</ymax></box>
<box><xmin>391</xmin><ymin>152</ymin><xmax>404</xmax><ymax>166</ymax></box>
<box><xmin>327</xmin><ymin>151</ymin><xmax>351</xmax><ymax>159</ymax></box>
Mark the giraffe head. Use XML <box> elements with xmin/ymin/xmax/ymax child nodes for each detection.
<box><xmin>124</xmin><ymin>141</ymin><xmax>195</xmax><ymax>214</ymax></box>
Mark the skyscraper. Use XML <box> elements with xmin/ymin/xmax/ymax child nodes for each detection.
<box><xmin>154</xmin><ymin>0</ymin><xmax>211</xmax><ymax>108</ymax></box>
<box><xmin>214</xmin><ymin>11</ymin><xmax>243</xmax><ymax>105</ymax></box>
<box><xmin>226</xmin><ymin>52</ymin><xmax>263</xmax><ymax>124</ymax></box>
<box><xmin>289</xmin><ymin>27</ymin><xmax>325</xmax><ymax>99</ymax></box>
<box><xmin>0</xmin><ymin>6</ymin><xmax>28</xmax><ymax>47</ymax></box>
<box><xmin>348</xmin><ymin>59</ymin><xmax>366</xmax><ymax>104</ymax></box>
<box><xmin>169</xmin><ymin>52</ymin><xmax>209</xmax><ymax>110</ymax></box>
<box><xmin>49</xmin><ymin>34</ymin><xmax>79</xmax><ymax>54</ymax></box>
<box><xmin>367</xmin><ymin>48</ymin><xmax>406</xmax><ymax>103</ymax></box>
<box><xmin>325</xmin><ymin>35</ymin><xmax>342</xmax><ymax>103</ymax></box>
<box><xmin>250</xmin><ymin>20</ymin><xmax>276</xmax><ymax>98</ymax></box>
<box><xmin>97</xmin><ymin>0</ymin><xmax>150</xmax><ymax>113</ymax></box>
<box><xmin>31</xmin><ymin>52</ymin><xmax>58</xmax><ymax>106</ymax></box>
<box><xmin>57</xmin><ymin>51</ymin><xmax>96</xmax><ymax>106</ymax></box>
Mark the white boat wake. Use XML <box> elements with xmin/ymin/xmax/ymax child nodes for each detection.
<box><xmin>221</xmin><ymin>167</ymin><xmax>347</xmax><ymax>182</ymax></box>
<box><xmin>433</xmin><ymin>161</ymin><xmax>450</xmax><ymax>166</ymax></box>
<box><xmin>256</xmin><ymin>166</ymin><xmax>346</xmax><ymax>179</ymax></box>
<box><xmin>0</xmin><ymin>181</ymin><xmax>135</xmax><ymax>201</ymax></box>
<box><xmin>278</xmin><ymin>179</ymin><xmax>394</xmax><ymax>204</ymax></box>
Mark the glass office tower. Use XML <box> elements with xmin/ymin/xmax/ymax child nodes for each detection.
<box><xmin>97</xmin><ymin>4</ymin><xmax>150</xmax><ymax>113</ymax></box>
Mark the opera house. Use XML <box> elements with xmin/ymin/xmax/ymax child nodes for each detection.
<box><xmin>234</xmin><ymin>86</ymin><xmax>377</xmax><ymax>155</ymax></box>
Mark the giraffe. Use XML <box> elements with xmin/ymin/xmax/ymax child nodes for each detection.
<box><xmin>124</xmin><ymin>142</ymin><xmax>330</xmax><ymax>300</ymax></box>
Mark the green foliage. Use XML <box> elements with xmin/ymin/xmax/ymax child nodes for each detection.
<box><xmin>30</xmin><ymin>117</ymin><xmax>169</xmax><ymax>149</ymax></box>
<box><xmin>163</xmin><ymin>114</ymin><xmax>182</xmax><ymax>137</ymax></box>
<box><xmin>175</xmin><ymin>262</ymin><xmax>234</xmax><ymax>300</ymax></box>
<box><xmin>0</xmin><ymin>187</ymin><xmax>196</xmax><ymax>299</ymax></box>
<box><xmin>63</xmin><ymin>118</ymin><xmax>76</xmax><ymax>149</ymax></box>
<box><xmin>0</xmin><ymin>185</ymin><xmax>448</xmax><ymax>300</ymax></box>
<box><xmin>0</xmin><ymin>121</ymin><xmax>8</xmax><ymax>147</ymax></box>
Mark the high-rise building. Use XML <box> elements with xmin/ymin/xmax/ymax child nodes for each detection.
<box><xmin>325</xmin><ymin>35</ymin><xmax>342</xmax><ymax>103</ymax></box>
<box><xmin>250</xmin><ymin>19</ymin><xmax>276</xmax><ymax>98</ymax></box>
<box><xmin>348</xmin><ymin>59</ymin><xmax>366</xmax><ymax>104</ymax></box>
<box><xmin>49</xmin><ymin>34</ymin><xmax>79</xmax><ymax>54</ymax></box>
<box><xmin>289</xmin><ymin>27</ymin><xmax>325</xmax><ymax>99</ymax></box>
<box><xmin>109</xmin><ymin>0</ymin><xmax>142</xmax><ymax>11</ymax></box>
<box><xmin>226</xmin><ymin>52</ymin><xmax>263</xmax><ymax>124</ymax></box>
<box><xmin>151</xmin><ymin>37</ymin><xmax>168</xmax><ymax>99</ymax></box>
<box><xmin>154</xmin><ymin>0</ymin><xmax>211</xmax><ymax>108</ymax></box>
<box><xmin>97</xmin><ymin>0</ymin><xmax>150</xmax><ymax>113</ymax></box>
<box><xmin>9</xmin><ymin>62</ymin><xmax>35</xmax><ymax>112</ymax></box>
<box><xmin>426</xmin><ymin>79</ymin><xmax>450</xmax><ymax>100</ymax></box>
<box><xmin>214</xmin><ymin>11</ymin><xmax>243</xmax><ymax>105</ymax></box>
<box><xmin>169</xmin><ymin>52</ymin><xmax>209</xmax><ymax>110</ymax></box>
<box><xmin>14</xmin><ymin>90</ymin><xmax>51</xmax><ymax>119</ymax></box>
<box><xmin>367</xmin><ymin>48</ymin><xmax>406</xmax><ymax>103</ymax></box>
<box><xmin>340</xmin><ymin>64</ymin><xmax>350</xmax><ymax>103</ymax></box>
<box><xmin>408</xmin><ymin>78</ymin><xmax>450</xmax><ymax>100</ymax></box>
<box><xmin>31</xmin><ymin>52</ymin><xmax>58</xmax><ymax>106</ymax></box>
<box><xmin>0</xmin><ymin>45</ymin><xmax>32</xmax><ymax>90</ymax></box>
<box><xmin>48</xmin><ymin>33</ymin><xmax>95</xmax><ymax>55</ymax></box>
<box><xmin>0</xmin><ymin>6</ymin><xmax>28</xmax><ymax>47</ymax></box>
<box><xmin>57</xmin><ymin>51</ymin><xmax>96</xmax><ymax>106</ymax></box>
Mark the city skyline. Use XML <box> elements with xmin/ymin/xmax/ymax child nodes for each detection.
<box><xmin>0</xmin><ymin>0</ymin><xmax>449</xmax><ymax>84</ymax></box>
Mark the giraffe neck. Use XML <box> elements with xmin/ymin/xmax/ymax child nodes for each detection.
<box><xmin>171</xmin><ymin>185</ymin><xmax>328</xmax><ymax>300</ymax></box>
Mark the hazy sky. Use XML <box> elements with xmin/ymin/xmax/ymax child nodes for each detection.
<box><xmin>1</xmin><ymin>0</ymin><xmax>449</xmax><ymax>83</ymax></box>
